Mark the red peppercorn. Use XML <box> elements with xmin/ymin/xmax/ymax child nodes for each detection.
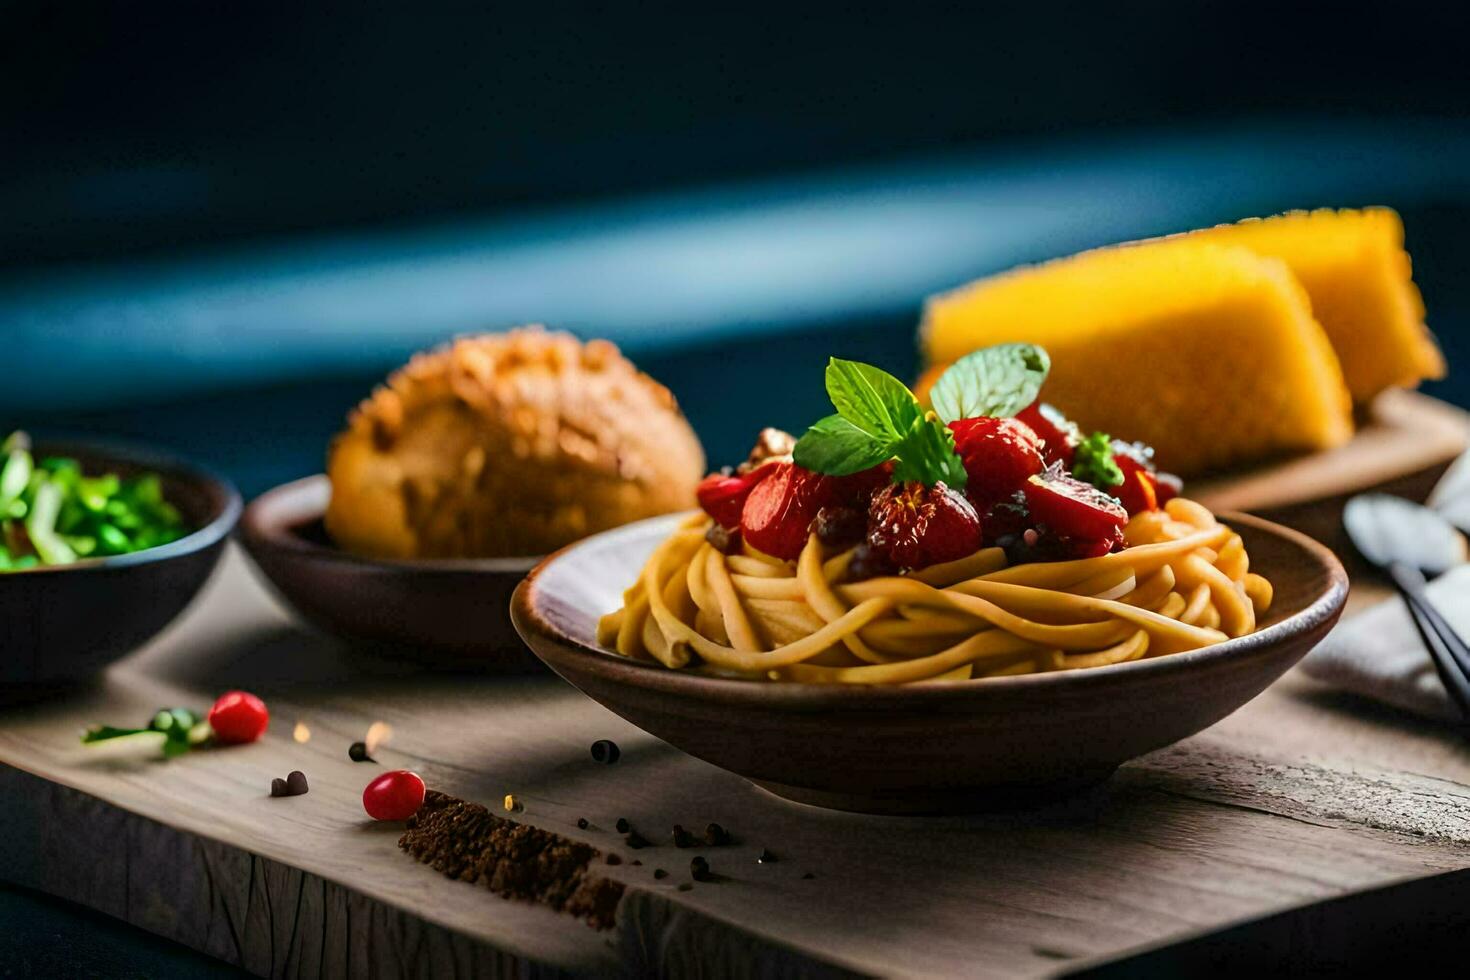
<box><xmin>363</xmin><ymin>770</ymin><xmax>426</xmax><ymax>821</ymax></box>
<box><xmin>207</xmin><ymin>690</ymin><xmax>269</xmax><ymax>745</ymax></box>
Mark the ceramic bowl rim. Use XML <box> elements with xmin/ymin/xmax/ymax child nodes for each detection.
<box><xmin>242</xmin><ymin>474</ymin><xmax>543</xmax><ymax>575</ymax></box>
<box><xmin>512</xmin><ymin>509</ymin><xmax>1348</xmax><ymax>707</ymax></box>
<box><xmin>1</xmin><ymin>436</ymin><xmax>241</xmax><ymax>577</ymax></box>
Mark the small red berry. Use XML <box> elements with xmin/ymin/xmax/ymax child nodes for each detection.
<box><xmin>1115</xmin><ymin>467</ymin><xmax>1157</xmax><ymax>515</ymax></box>
<box><xmin>696</xmin><ymin>468</ymin><xmax>771</xmax><ymax>529</ymax></box>
<box><xmin>866</xmin><ymin>481</ymin><xmax>982</xmax><ymax>569</ymax></box>
<box><xmin>1017</xmin><ymin>402</ymin><xmax>1081</xmax><ymax>468</ymax></box>
<box><xmin>741</xmin><ymin>462</ymin><xmax>887</xmax><ymax>561</ymax></box>
<box><xmin>362</xmin><ymin>770</ymin><xmax>426</xmax><ymax>821</ymax></box>
<box><xmin>1022</xmin><ymin>472</ymin><xmax>1128</xmax><ymax>542</ymax></box>
<box><xmin>207</xmin><ymin>690</ymin><xmax>269</xmax><ymax>745</ymax></box>
<box><xmin>1107</xmin><ymin>440</ymin><xmax>1181</xmax><ymax>516</ymax></box>
<box><xmin>949</xmin><ymin>416</ymin><xmax>1046</xmax><ymax>507</ymax></box>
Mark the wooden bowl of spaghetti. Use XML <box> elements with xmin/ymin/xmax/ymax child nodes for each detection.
<box><xmin>512</xmin><ymin>510</ymin><xmax>1346</xmax><ymax>813</ymax></box>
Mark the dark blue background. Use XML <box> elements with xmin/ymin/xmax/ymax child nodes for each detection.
<box><xmin>4</xmin><ymin>2</ymin><xmax>1470</xmax><ymax>494</ymax></box>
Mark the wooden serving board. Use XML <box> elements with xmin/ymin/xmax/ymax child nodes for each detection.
<box><xmin>1191</xmin><ymin>389</ymin><xmax>1469</xmax><ymax>514</ymax></box>
<box><xmin>4</xmin><ymin>548</ymin><xmax>1470</xmax><ymax>978</ymax></box>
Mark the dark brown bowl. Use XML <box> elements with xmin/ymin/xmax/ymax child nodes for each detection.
<box><xmin>1</xmin><ymin>439</ymin><xmax>240</xmax><ymax>690</ymax></box>
<box><xmin>239</xmin><ymin>475</ymin><xmax>542</xmax><ymax>669</ymax></box>
<box><xmin>512</xmin><ymin>511</ymin><xmax>1348</xmax><ymax>813</ymax></box>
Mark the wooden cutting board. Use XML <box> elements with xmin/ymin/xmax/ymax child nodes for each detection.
<box><xmin>4</xmin><ymin>546</ymin><xmax>1470</xmax><ymax>978</ymax></box>
<box><xmin>1191</xmin><ymin>389</ymin><xmax>1468</xmax><ymax>514</ymax></box>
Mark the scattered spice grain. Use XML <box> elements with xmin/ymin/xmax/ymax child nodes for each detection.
<box><xmin>270</xmin><ymin>777</ymin><xmax>288</xmax><ymax>798</ymax></box>
<box><xmin>285</xmin><ymin>771</ymin><xmax>309</xmax><ymax>796</ymax></box>
<box><xmin>399</xmin><ymin>791</ymin><xmax>623</xmax><ymax>930</ymax></box>
<box><xmin>624</xmin><ymin>830</ymin><xmax>650</xmax><ymax>849</ymax></box>
<box><xmin>615</xmin><ymin>817</ymin><xmax>631</xmax><ymax>834</ymax></box>
<box><xmin>672</xmin><ymin>824</ymin><xmax>695</xmax><ymax>848</ymax></box>
<box><xmin>348</xmin><ymin>741</ymin><xmax>374</xmax><ymax>763</ymax></box>
<box><xmin>590</xmin><ymin>739</ymin><xmax>621</xmax><ymax>764</ymax></box>
<box><xmin>703</xmin><ymin>822</ymin><xmax>731</xmax><ymax>846</ymax></box>
<box><xmin>576</xmin><ymin>817</ymin><xmax>589</xmax><ymax>830</ymax></box>
<box><xmin>690</xmin><ymin>856</ymin><xmax>711</xmax><ymax>882</ymax></box>
<box><xmin>654</xmin><ymin>869</ymin><xmax>668</xmax><ymax>880</ymax></box>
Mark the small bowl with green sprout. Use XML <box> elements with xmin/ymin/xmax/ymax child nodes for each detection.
<box><xmin>0</xmin><ymin>431</ymin><xmax>240</xmax><ymax>690</ymax></box>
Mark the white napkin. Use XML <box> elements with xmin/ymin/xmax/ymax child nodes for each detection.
<box><xmin>1298</xmin><ymin>564</ymin><xmax>1470</xmax><ymax>723</ymax></box>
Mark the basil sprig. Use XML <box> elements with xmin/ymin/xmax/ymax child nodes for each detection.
<box><xmin>794</xmin><ymin>358</ymin><xmax>967</xmax><ymax>488</ymax></box>
<box><xmin>82</xmin><ymin>706</ymin><xmax>210</xmax><ymax>758</ymax></box>
<box><xmin>929</xmin><ymin>343</ymin><xmax>1050</xmax><ymax>424</ymax></box>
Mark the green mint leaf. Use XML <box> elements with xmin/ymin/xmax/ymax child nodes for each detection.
<box><xmin>891</xmin><ymin>415</ymin><xmax>968</xmax><ymax>490</ymax></box>
<box><xmin>1073</xmin><ymin>432</ymin><xmax>1125</xmax><ymax>489</ymax></box>
<box><xmin>825</xmin><ymin>358</ymin><xmax>923</xmax><ymax>442</ymax></box>
<box><xmin>793</xmin><ymin>414</ymin><xmax>894</xmax><ymax>476</ymax></box>
<box><xmin>930</xmin><ymin>343</ymin><xmax>1050</xmax><ymax>424</ymax></box>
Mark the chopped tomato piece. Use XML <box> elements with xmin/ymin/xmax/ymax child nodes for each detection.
<box><xmin>1021</xmin><ymin>472</ymin><xmax>1127</xmax><ymax>541</ymax></box>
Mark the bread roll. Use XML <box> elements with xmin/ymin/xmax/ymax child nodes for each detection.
<box><xmin>326</xmin><ymin>327</ymin><xmax>704</xmax><ymax>558</ymax></box>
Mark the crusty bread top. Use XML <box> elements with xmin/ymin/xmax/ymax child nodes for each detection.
<box><xmin>327</xmin><ymin>326</ymin><xmax>705</xmax><ymax>558</ymax></box>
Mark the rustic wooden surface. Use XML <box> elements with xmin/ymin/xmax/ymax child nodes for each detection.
<box><xmin>3</xmin><ymin>540</ymin><xmax>1470</xmax><ymax>979</ymax></box>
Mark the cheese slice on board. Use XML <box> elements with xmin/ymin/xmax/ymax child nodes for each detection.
<box><xmin>1182</xmin><ymin>208</ymin><xmax>1442</xmax><ymax>403</ymax></box>
<box><xmin>920</xmin><ymin>240</ymin><xmax>1353</xmax><ymax>477</ymax></box>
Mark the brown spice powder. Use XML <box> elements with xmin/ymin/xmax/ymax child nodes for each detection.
<box><xmin>399</xmin><ymin>791</ymin><xmax>624</xmax><ymax>930</ymax></box>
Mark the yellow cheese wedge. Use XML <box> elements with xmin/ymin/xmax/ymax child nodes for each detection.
<box><xmin>920</xmin><ymin>240</ymin><xmax>1353</xmax><ymax>476</ymax></box>
<box><xmin>1181</xmin><ymin>208</ymin><xmax>1442</xmax><ymax>402</ymax></box>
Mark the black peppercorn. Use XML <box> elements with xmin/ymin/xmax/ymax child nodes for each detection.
<box><xmin>814</xmin><ymin>505</ymin><xmax>865</xmax><ymax>548</ymax></box>
<box><xmin>690</xmin><ymin>856</ymin><xmax>712</xmax><ymax>881</ymax></box>
<box><xmin>615</xmin><ymin>817</ymin><xmax>630</xmax><ymax>834</ymax></box>
<box><xmin>348</xmin><ymin>741</ymin><xmax>374</xmax><ymax>763</ymax></box>
<box><xmin>672</xmin><ymin>824</ymin><xmax>695</xmax><ymax>848</ymax></box>
<box><xmin>653</xmin><ymin>868</ymin><xmax>668</xmax><ymax>880</ymax></box>
<box><xmin>705</xmin><ymin>523</ymin><xmax>740</xmax><ymax>554</ymax></box>
<box><xmin>703</xmin><ymin>822</ymin><xmax>731</xmax><ymax>846</ymax></box>
<box><xmin>576</xmin><ymin>817</ymin><xmax>589</xmax><ymax>830</ymax></box>
<box><xmin>605</xmin><ymin>853</ymin><xmax>622</xmax><ymax>866</ymax></box>
<box><xmin>590</xmin><ymin>739</ymin><xmax>621</xmax><ymax>765</ymax></box>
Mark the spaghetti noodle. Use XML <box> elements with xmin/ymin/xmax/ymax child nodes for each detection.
<box><xmin>596</xmin><ymin>498</ymin><xmax>1271</xmax><ymax>684</ymax></box>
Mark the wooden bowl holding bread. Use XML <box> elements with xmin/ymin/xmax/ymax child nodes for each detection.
<box><xmin>241</xmin><ymin>326</ymin><xmax>705</xmax><ymax>666</ymax></box>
